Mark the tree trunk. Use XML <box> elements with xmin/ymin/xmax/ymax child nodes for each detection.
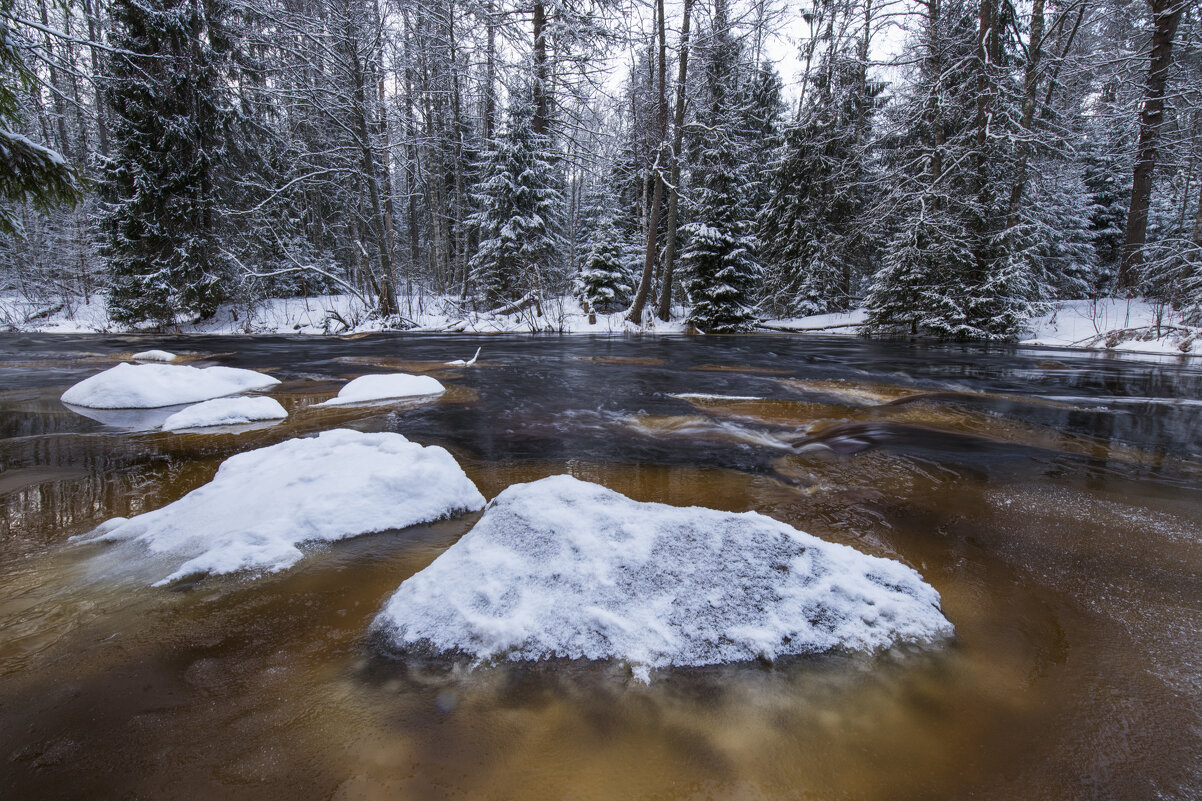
<box><xmin>1119</xmin><ymin>0</ymin><xmax>1184</xmax><ymax>290</ymax></box>
<box><xmin>1006</xmin><ymin>0</ymin><xmax>1045</xmax><ymax>229</ymax></box>
<box><xmin>532</xmin><ymin>0</ymin><xmax>550</xmax><ymax>136</ymax></box>
<box><xmin>656</xmin><ymin>0</ymin><xmax>694</xmax><ymax>322</ymax></box>
<box><xmin>626</xmin><ymin>0</ymin><xmax>669</xmax><ymax>324</ymax></box>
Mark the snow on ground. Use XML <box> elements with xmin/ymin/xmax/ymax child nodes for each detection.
<box><xmin>761</xmin><ymin>308</ymin><xmax>869</xmax><ymax>333</ymax></box>
<box><xmin>374</xmin><ymin>475</ymin><xmax>953</xmax><ymax>679</ymax></box>
<box><xmin>1022</xmin><ymin>298</ymin><xmax>1198</xmax><ymax>356</ymax></box>
<box><xmin>79</xmin><ymin>429</ymin><xmax>486</xmax><ymax>585</ymax></box>
<box><xmin>61</xmin><ymin>362</ymin><xmax>279</xmax><ymax>408</ymax></box>
<box><xmin>132</xmin><ymin>349</ymin><xmax>176</xmax><ymax>362</ymax></box>
<box><xmin>161</xmin><ymin>396</ymin><xmax>288</xmax><ymax>431</ymax></box>
<box><xmin>317</xmin><ymin>373</ymin><xmax>445</xmax><ymax>406</ymax></box>
<box><xmin>5</xmin><ymin>291</ymin><xmax>1198</xmax><ymax>356</ymax></box>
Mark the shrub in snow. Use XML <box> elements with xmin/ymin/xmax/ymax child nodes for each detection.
<box><xmin>317</xmin><ymin>373</ymin><xmax>445</xmax><ymax>406</ymax></box>
<box><xmin>79</xmin><ymin>429</ymin><xmax>485</xmax><ymax>585</ymax></box>
<box><xmin>162</xmin><ymin>396</ymin><xmax>287</xmax><ymax>431</ymax></box>
<box><xmin>61</xmin><ymin>362</ymin><xmax>279</xmax><ymax>408</ymax></box>
<box><xmin>374</xmin><ymin>475</ymin><xmax>953</xmax><ymax>679</ymax></box>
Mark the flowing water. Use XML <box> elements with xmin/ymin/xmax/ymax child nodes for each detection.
<box><xmin>1</xmin><ymin>333</ymin><xmax>1200</xmax><ymax>800</ymax></box>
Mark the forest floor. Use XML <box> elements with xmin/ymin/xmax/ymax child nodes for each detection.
<box><xmin>1</xmin><ymin>292</ymin><xmax>1198</xmax><ymax>357</ymax></box>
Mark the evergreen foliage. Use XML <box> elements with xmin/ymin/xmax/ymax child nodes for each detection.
<box><xmin>760</xmin><ymin>54</ymin><xmax>877</xmax><ymax>317</ymax></box>
<box><xmin>469</xmin><ymin>94</ymin><xmax>562</xmax><ymax>308</ymax></box>
<box><xmin>0</xmin><ymin>0</ymin><xmax>81</xmax><ymax>236</ymax></box>
<box><xmin>681</xmin><ymin>3</ymin><xmax>764</xmax><ymax>333</ymax></box>
<box><xmin>575</xmin><ymin>215</ymin><xmax>631</xmax><ymax>313</ymax></box>
<box><xmin>101</xmin><ymin>0</ymin><xmax>235</xmax><ymax>326</ymax></box>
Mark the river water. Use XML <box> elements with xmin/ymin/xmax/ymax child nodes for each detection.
<box><xmin>1</xmin><ymin>333</ymin><xmax>1200</xmax><ymax>800</ymax></box>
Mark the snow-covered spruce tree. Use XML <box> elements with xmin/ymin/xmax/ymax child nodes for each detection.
<box><xmin>680</xmin><ymin>2</ymin><xmax>762</xmax><ymax>333</ymax></box>
<box><xmin>101</xmin><ymin>0</ymin><xmax>235</xmax><ymax>326</ymax></box>
<box><xmin>0</xmin><ymin>0</ymin><xmax>81</xmax><ymax>237</ymax></box>
<box><xmin>468</xmin><ymin>93</ymin><xmax>562</xmax><ymax>308</ymax></box>
<box><xmin>760</xmin><ymin>53</ymin><xmax>878</xmax><ymax>317</ymax></box>
<box><xmin>866</xmin><ymin>0</ymin><xmax>1038</xmax><ymax>341</ymax></box>
<box><xmin>576</xmin><ymin>214</ymin><xmax>632</xmax><ymax>313</ymax></box>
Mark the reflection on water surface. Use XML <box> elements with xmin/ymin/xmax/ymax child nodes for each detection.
<box><xmin>1</xmin><ymin>333</ymin><xmax>1200</xmax><ymax>800</ymax></box>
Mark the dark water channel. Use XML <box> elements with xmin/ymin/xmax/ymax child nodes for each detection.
<box><xmin>1</xmin><ymin>333</ymin><xmax>1201</xmax><ymax>800</ymax></box>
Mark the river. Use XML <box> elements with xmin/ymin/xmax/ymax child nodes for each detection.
<box><xmin>1</xmin><ymin>333</ymin><xmax>1200</xmax><ymax>800</ymax></box>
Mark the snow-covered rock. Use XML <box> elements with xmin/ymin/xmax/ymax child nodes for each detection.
<box><xmin>162</xmin><ymin>396</ymin><xmax>288</xmax><ymax>431</ymax></box>
<box><xmin>317</xmin><ymin>373</ymin><xmax>445</xmax><ymax>406</ymax></box>
<box><xmin>80</xmin><ymin>429</ymin><xmax>485</xmax><ymax>585</ymax></box>
<box><xmin>373</xmin><ymin>475</ymin><xmax>953</xmax><ymax>678</ymax></box>
<box><xmin>61</xmin><ymin>362</ymin><xmax>279</xmax><ymax>408</ymax></box>
<box><xmin>132</xmin><ymin>349</ymin><xmax>176</xmax><ymax>362</ymax></box>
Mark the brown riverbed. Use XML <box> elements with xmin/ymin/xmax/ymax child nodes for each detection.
<box><xmin>1</xmin><ymin>333</ymin><xmax>1200</xmax><ymax>800</ymax></box>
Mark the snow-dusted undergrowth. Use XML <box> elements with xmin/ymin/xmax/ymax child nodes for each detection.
<box><xmin>79</xmin><ymin>429</ymin><xmax>486</xmax><ymax>585</ymax></box>
<box><xmin>61</xmin><ymin>362</ymin><xmax>279</xmax><ymax>408</ymax></box>
<box><xmin>374</xmin><ymin>475</ymin><xmax>953</xmax><ymax>679</ymax></box>
<box><xmin>5</xmin><ymin>292</ymin><xmax>1198</xmax><ymax>356</ymax></box>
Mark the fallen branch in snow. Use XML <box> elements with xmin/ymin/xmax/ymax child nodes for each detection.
<box><xmin>756</xmin><ymin>320</ymin><xmax>865</xmax><ymax>333</ymax></box>
<box><xmin>1072</xmin><ymin>324</ymin><xmax>1196</xmax><ymax>347</ymax></box>
<box><xmin>486</xmin><ymin>290</ymin><xmax>543</xmax><ymax>318</ymax></box>
<box><xmin>25</xmin><ymin>302</ymin><xmax>66</xmax><ymax>322</ymax></box>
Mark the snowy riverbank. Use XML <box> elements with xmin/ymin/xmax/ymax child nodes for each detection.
<box><xmin>2</xmin><ymin>292</ymin><xmax>1199</xmax><ymax>357</ymax></box>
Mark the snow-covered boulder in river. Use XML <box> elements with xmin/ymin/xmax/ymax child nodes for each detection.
<box><xmin>61</xmin><ymin>362</ymin><xmax>279</xmax><ymax>408</ymax></box>
<box><xmin>80</xmin><ymin>429</ymin><xmax>485</xmax><ymax>585</ymax></box>
<box><xmin>132</xmin><ymin>349</ymin><xmax>177</xmax><ymax>362</ymax></box>
<box><xmin>373</xmin><ymin>475</ymin><xmax>954</xmax><ymax>678</ymax></box>
<box><xmin>161</xmin><ymin>396</ymin><xmax>288</xmax><ymax>431</ymax></box>
<box><xmin>317</xmin><ymin>373</ymin><xmax>445</xmax><ymax>406</ymax></box>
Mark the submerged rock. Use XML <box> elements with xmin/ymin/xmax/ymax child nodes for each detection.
<box><xmin>373</xmin><ymin>475</ymin><xmax>953</xmax><ymax>679</ymax></box>
<box><xmin>80</xmin><ymin>429</ymin><xmax>485</xmax><ymax>585</ymax></box>
<box><xmin>61</xmin><ymin>362</ymin><xmax>278</xmax><ymax>408</ymax></box>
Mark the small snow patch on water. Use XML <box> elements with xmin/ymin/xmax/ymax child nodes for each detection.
<box><xmin>317</xmin><ymin>373</ymin><xmax>445</xmax><ymax>406</ymax></box>
<box><xmin>161</xmin><ymin>396</ymin><xmax>288</xmax><ymax>431</ymax></box>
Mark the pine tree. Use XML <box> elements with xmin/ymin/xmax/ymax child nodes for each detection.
<box><xmin>101</xmin><ymin>0</ymin><xmax>235</xmax><ymax>326</ymax></box>
<box><xmin>866</xmin><ymin>0</ymin><xmax>1039</xmax><ymax>341</ymax></box>
<box><xmin>576</xmin><ymin>214</ymin><xmax>632</xmax><ymax>313</ymax></box>
<box><xmin>760</xmin><ymin>54</ymin><xmax>877</xmax><ymax>317</ymax></box>
<box><xmin>468</xmin><ymin>94</ymin><xmax>561</xmax><ymax>308</ymax></box>
<box><xmin>681</xmin><ymin>2</ymin><xmax>762</xmax><ymax>333</ymax></box>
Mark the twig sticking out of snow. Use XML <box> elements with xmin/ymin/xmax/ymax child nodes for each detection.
<box><xmin>446</xmin><ymin>347</ymin><xmax>481</xmax><ymax>367</ymax></box>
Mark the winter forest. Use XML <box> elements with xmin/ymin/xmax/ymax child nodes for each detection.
<box><xmin>1</xmin><ymin>0</ymin><xmax>1201</xmax><ymax>338</ymax></box>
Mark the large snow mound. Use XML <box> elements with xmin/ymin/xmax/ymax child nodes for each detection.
<box><xmin>81</xmin><ymin>429</ymin><xmax>485</xmax><ymax>585</ymax></box>
<box><xmin>61</xmin><ymin>362</ymin><xmax>279</xmax><ymax>408</ymax></box>
<box><xmin>162</xmin><ymin>396</ymin><xmax>288</xmax><ymax>431</ymax></box>
<box><xmin>318</xmin><ymin>373</ymin><xmax>445</xmax><ymax>406</ymax></box>
<box><xmin>374</xmin><ymin>475</ymin><xmax>953</xmax><ymax>675</ymax></box>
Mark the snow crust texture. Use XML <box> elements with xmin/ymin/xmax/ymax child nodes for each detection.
<box><xmin>83</xmin><ymin>429</ymin><xmax>486</xmax><ymax>585</ymax></box>
<box><xmin>375</xmin><ymin>476</ymin><xmax>953</xmax><ymax>673</ymax></box>
<box><xmin>61</xmin><ymin>362</ymin><xmax>279</xmax><ymax>408</ymax></box>
<box><xmin>318</xmin><ymin>373</ymin><xmax>445</xmax><ymax>406</ymax></box>
<box><xmin>161</xmin><ymin>396</ymin><xmax>288</xmax><ymax>431</ymax></box>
